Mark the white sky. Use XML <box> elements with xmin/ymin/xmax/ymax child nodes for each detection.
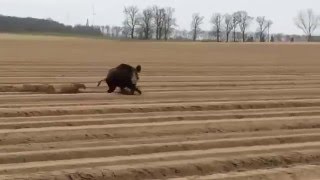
<box><xmin>1</xmin><ymin>0</ymin><xmax>320</xmax><ymax>35</ymax></box>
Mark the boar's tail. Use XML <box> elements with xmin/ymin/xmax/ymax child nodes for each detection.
<box><xmin>97</xmin><ymin>78</ymin><xmax>106</xmax><ymax>87</ymax></box>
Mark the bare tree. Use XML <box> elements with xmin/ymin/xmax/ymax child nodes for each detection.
<box><xmin>163</xmin><ymin>7</ymin><xmax>176</xmax><ymax>40</ymax></box>
<box><xmin>266</xmin><ymin>20</ymin><xmax>273</xmax><ymax>42</ymax></box>
<box><xmin>122</xmin><ymin>26</ymin><xmax>131</xmax><ymax>38</ymax></box>
<box><xmin>100</xmin><ymin>26</ymin><xmax>105</xmax><ymax>35</ymax></box>
<box><xmin>211</xmin><ymin>13</ymin><xmax>223</xmax><ymax>42</ymax></box>
<box><xmin>136</xmin><ymin>26</ymin><xmax>144</xmax><ymax>39</ymax></box>
<box><xmin>191</xmin><ymin>13</ymin><xmax>204</xmax><ymax>41</ymax></box>
<box><xmin>238</xmin><ymin>11</ymin><xmax>253</xmax><ymax>42</ymax></box>
<box><xmin>140</xmin><ymin>7</ymin><xmax>154</xmax><ymax>39</ymax></box>
<box><xmin>232</xmin><ymin>12</ymin><xmax>241</xmax><ymax>42</ymax></box>
<box><xmin>86</xmin><ymin>19</ymin><xmax>89</xmax><ymax>26</ymax></box>
<box><xmin>224</xmin><ymin>14</ymin><xmax>233</xmax><ymax>42</ymax></box>
<box><xmin>123</xmin><ymin>6</ymin><xmax>139</xmax><ymax>39</ymax></box>
<box><xmin>256</xmin><ymin>16</ymin><xmax>269</xmax><ymax>42</ymax></box>
<box><xmin>105</xmin><ymin>25</ymin><xmax>110</xmax><ymax>37</ymax></box>
<box><xmin>294</xmin><ymin>9</ymin><xmax>320</xmax><ymax>42</ymax></box>
<box><xmin>111</xmin><ymin>26</ymin><xmax>122</xmax><ymax>38</ymax></box>
<box><xmin>153</xmin><ymin>6</ymin><xmax>166</xmax><ymax>40</ymax></box>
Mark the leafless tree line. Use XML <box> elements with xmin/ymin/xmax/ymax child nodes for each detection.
<box><xmin>122</xmin><ymin>5</ymin><xmax>176</xmax><ymax>40</ymax></box>
<box><xmin>192</xmin><ymin>11</ymin><xmax>273</xmax><ymax>42</ymax></box>
<box><xmin>102</xmin><ymin>7</ymin><xmax>320</xmax><ymax>42</ymax></box>
<box><xmin>195</xmin><ymin>9</ymin><xmax>320</xmax><ymax>42</ymax></box>
<box><xmin>100</xmin><ymin>25</ymin><xmax>122</xmax><ymax>38</ymax></box>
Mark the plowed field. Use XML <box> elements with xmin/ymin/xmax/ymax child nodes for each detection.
<box><xmin>0</xmin><ymin>34</ymin><xmax>320</xmax><ymax>180</ymax></box>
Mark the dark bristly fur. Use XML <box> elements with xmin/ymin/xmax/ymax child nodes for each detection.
<box><xmin>97</xmin><ymin>64</ymin><xmax>142</xmax><ymax>95</ymax></box>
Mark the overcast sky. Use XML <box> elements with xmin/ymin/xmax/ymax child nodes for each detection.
<box><xmin>1</xmin><ymin>0</ymin><xmax>320</xmax><ymax>35</ymax></box>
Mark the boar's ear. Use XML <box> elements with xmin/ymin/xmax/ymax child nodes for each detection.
<box><xmin>136</xmin><ymin>65</ymin><xmax>141</xmax><ymax>73</ymax></box>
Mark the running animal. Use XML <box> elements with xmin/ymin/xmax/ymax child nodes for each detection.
<box><xmin>97</xmin><ymin>64</ymin><xmax>142</xmax><ymax>95</ymax></box>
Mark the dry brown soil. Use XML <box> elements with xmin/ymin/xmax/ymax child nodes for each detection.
<box><xmin>0</xmin><ymin>33</ymin><xmax>320</xmax><ymax>180</ymax></box>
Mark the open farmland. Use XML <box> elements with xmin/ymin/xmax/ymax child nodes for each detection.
<box><xmin>1</xmin><ymin>33</ymin><xmax>320</xmax><ymax>179</ymax></box>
